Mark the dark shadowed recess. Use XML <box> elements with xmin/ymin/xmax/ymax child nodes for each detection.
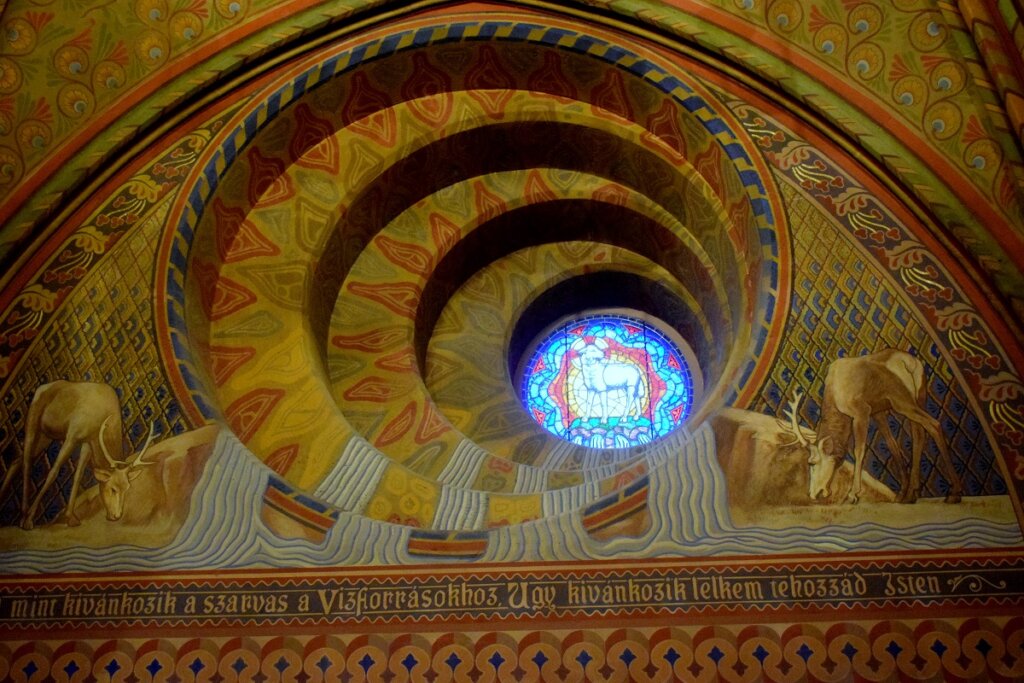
<box><xmin>505</xmin><ymin>270</ymin><xmax>715</xmax><ymax>389</ymax></box>
<box><xmin>413</xmin><ymin>199</ymin><xmax>731</xmax><ymax>373</ymax></box>
<box><xmin>309</xmin><ymin>120</ymin><xmax>739</xmax><ymax>351</ymax></box>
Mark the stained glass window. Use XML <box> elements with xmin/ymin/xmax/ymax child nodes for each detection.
<box><xmin>520</xmin><ymin>314</ymin><xmax>693</xmax><ymax>448</ymax></box>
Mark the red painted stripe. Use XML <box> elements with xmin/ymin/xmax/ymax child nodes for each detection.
<box><xmin>263</xmin><ymin>499</ymin><xmax>332</xmax><ymax>536</ymax></box>
<box><xmin>263</xmin><ymin>487</ymin><xmax>335</xmax><ymax>531</ymax></box>
<box><xmin>583</xmin><ymin>488</ymin><xmax>648</xmax><ymax>530</ymax></box>
<box><xmin>981</xmin><ymin>0</ymin><xmax>1024</xmax><ymax>90</ymax></box>
<box><xmin>408</xmin><ymin>539</ymin><xmax>488</xmax><ymax>556</ymax></box>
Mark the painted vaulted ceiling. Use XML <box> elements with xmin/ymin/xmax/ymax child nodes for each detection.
<box><xmin>0</xmin><ymin>0</ymin><xmax>1022</xmax><ymax>323</ymax></box>
<box><xmin>0</xmin><ymin>0</ymin><xmax>1021</xmax><ymax>482</ymax></box>
<box><xmin>2</xmin><ymin>0</ymin><xmax>1024</xmax><ymax>670</ymax></box>
<box><xmin>0</xmin><ymin>0</ymin><xmax>1021</xmax><ymax>520</ymax></box>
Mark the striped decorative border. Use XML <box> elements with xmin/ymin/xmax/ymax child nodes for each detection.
<box><xmin>262</xmin><ymin>477</ymin><xmax>340</xmax><ymax>541</ymax></box>
<box><xmin>2</xmin><ymin>550</ymin><xmax>1022</xmax><ymax>632</ymax></box>
<box><xmin>407</xmin><ymin>529</ymin><xmax>490</xmax><ymax>558</ymax></box>
<box><xmin>581</xmin><ymin>476</ymin><xmax>650</xmax><ymax>534</ymax></box>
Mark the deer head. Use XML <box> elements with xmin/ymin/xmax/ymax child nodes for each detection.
<box><xmin>93</xmin><ymin>419</ymin><xmax>157</xmax><ymax>521</ymax></box>
<box><xmin>777</xmin><ymin>390</ymin><xmax>835</xmax><ymax>501</ymax></box>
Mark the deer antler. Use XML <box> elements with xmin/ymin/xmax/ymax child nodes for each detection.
<box><xmin>776</xmin><ymin>389</ymin><xmax>810</xmax><ymax>447</ymax></box>
<box><xmin>127</xmin><ymin>423</ymin><xmax>158</xmax><ymax>468</ymax></box>
<box><xmin>97</xmin><ymin>417</ymin><xmax>118</xmax><ymax>467</ymax></box>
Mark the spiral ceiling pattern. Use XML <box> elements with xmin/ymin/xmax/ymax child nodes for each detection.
<box><xmin>159</xmin><ymin>10</ymin><xmax>788</xmax><ymax>532</ymax></box>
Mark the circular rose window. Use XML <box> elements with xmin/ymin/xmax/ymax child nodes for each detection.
<box><xmin>520</xmin><ymin>313</ymin><xmax>694</xmax><ymax>448</ymax></box>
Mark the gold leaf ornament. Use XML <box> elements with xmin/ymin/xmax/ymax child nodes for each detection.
<box><xmin>3</xmin><ymin>18</ymin><xmax>37</xmax><ymax>55</ymax></box>
<box><xmin>16</xmin><ymin>120</ymin><xmax>51</xmax><ymax>151</ymax></box>
<box><xmin>135</xmin><ymin>30</ymin><xmax>170</xmax><ymax>67</ymax></box>
<box><xmin>134</xmin><ymin>0</ymin><xmax>169</xmax><ymax>24</ymax></box>
<box><xmin>57</xmin><ymin>83</ymin><xmax>95</xmax><ymax>118</ymax></box>
<box><xmin>0</xmin><ymin>58</ymin><xmax>23</xmax><ymax>94</ymax></box>
<box><xmin>13</xmin><ymin>284</ymin><xmax>58</xmax><ymax>313</ymax></box>
<box><xmin>93</xmin><ymin>61</ymin><xmax>126</xmax><ymax>91</ymax></box>
<box><xmin>766</xmin><ymin>0</ymin><xmax>802</xmax><ymax>34</ymax></box>
<box><xmin>847</xmin><ymin>42</ymin><xmax>884</xmax><ymax>80</ymax></box>
<box><xmin>170</xmin><ymin>12</ymin><xmax>203</xmax><ymax>43</ymax></box>
<box><xmin>70</xmin><ymin>226</ymin><xmax>109</xmax><ymax>254</ymax></box>
<box><xmin>215</xmin><ymin>0</ymin><xmax>248</xmax><ymax>19</ymax></box>
<box><xmin>0</xmin><ymin>146</ymin><xmax>23</xmax><ymax>184</ymax></box>
<box><xmin>53</xmin><ymin>45</ymin><xmax>90</xmax><ymax>79</ymax></box>
<box><xmin>909</xmin><ymin>12</ymin><xmax>947</xmax><ymax>52</ymax></box>
<box><xmin>124</xmin><ymin>175</ymin><xmax>163</xmax><ymax>201</ymax></box>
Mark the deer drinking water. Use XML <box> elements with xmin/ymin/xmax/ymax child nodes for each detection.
<box><xmin>779</xmin><ymin>349</ymin><xmax>963</xmax><ymax>504</ymax></box>
<box><xmin>0</xmin><ymin>381</ymin><xmax>156</xmax><ymax>529</ymax></box>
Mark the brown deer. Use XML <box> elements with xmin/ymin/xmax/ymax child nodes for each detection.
<box><xmin>0</xmin><ymin>381</ymin><xmax>156</xmax><ymax>529</ymax></box>
<box><xmin>779</xmin><ymin>349</ymin><xmax>962</xmax><ymax>504</ymax></box>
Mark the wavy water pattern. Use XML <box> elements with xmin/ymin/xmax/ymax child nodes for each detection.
<box><xmin>314</xmin><ymin>436</ymin><xmax>388</xmax><ymax>511</ymax></box>
<box><xmin>433</xmin><ymin>486</ymin><xmax>487</xmax><ymax>530</ymax></box>
<box><xmin>0</xmin><ymin>426</ymin><xmax>1019</xmax><ymax>574</ymax></box>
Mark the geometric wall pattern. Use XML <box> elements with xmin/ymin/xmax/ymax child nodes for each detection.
<box><xmin>2</xmin><ymin>618</ymin><xmax>1023</xmax><ymax>682</ymax></box>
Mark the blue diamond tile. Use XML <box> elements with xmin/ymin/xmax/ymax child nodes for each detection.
<box><xmin>620</xmin><ymin>648</ymin><xmax>636</xmax><ymax>667</ymax></box>
<box><xmin>931</xmin><ymin>639</ymin><xmax>948</xmax><ymax>657</ymax></box>
<box><xmin>63</xmin><ymin>661</ymin><xmax>81</xmax><ymax>678</ymax></box>
<box><xmin>104</xmin><ymin>659</ymin><xmax>121</xmax><ymax>677</ymax></box>
<box><xmin>488</xmin><ymin>652</ymin><xmax>505</xmax><ymax>670</ymax></box>
<box><xmin>358</xmin><ymin>654</ymin><xmax>374</xmax><ymax>673</ymax></box>
<box><xmin>977</xmin><ymin>638</ymin><xmax>992</xmax><ymax>656</ymax></box>
<box><xmin>885</xmin><ymin>641</ymin><xmax>903</xmax><ymax>658</ymax></box>
<box><xmin>444</xmin><ymin>653</ymin><xmax>461</xmax><ymax>671</ymax></box>
<box><xmin>231</xmin><ymin>657</ymin><xmax>247</xmax><ymax>674</ymax></box>
<box><xmin>274</xmin><ymin>656</ymin><xmax>288</xmax><ymax>674</ymax></box>
<box><xmin>753</xmin><ymin>645</ymin><xmax>769</xmax><ymax>663</ymax></box>
<box><xmin>531</xmin><ymin>651</ymin><xmax>549</xmax><ymax>669</ymax></box>
<box><xmin>189</xmin><ymin>657</ymin><xmax>204</xmax><ymax>675</ymax></box>
<box><xmin>22</xmin><ymin>661</ymin><xmax>39</xmax><ymax>678</ymax></box>
<box><xmin>664</xmin><ymin>647</ymin><xmax>681</xmax><ymax>666</ymax></box>
<box><xmin>146</xmin><ymin>658</ymin><xmax>162</xmax><ymax>677</ymax></box>
<box><xmin>401</xmin><ymin>654</ymin><xmax>417</xmax><ymax>672</ymax></box>
<box><xmin>576</xmin><ymin>650</ymin><xmax>593</xmax><ymax>668</ymax></box>
<box><xmin>709</xmin><ymin>646</ymin><xmax>725</xmax><ymax>664</ymax></box>
<box><xmin>796</xmin><ymin>643</ymin><xmax>813</xmax><ymax>662</ymax></box>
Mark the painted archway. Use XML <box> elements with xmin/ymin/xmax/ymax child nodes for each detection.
<box><xmin>0</xmin><ymin>0</ymin><xmax>1023</xmax><ymax>676</ymax></box>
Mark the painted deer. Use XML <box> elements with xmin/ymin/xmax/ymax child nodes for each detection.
<box><xmin>0</xmin><ymin>381</ymin><xmax>156</xmax><ymax>529</ymax></box>
<box><xmin>779</xmin><ymin>349</ymin><xmax>962</xmax><ymax>504</ymax></box>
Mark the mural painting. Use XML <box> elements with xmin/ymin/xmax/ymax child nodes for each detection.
<box><xmin>0</xmin><ymin>0</ymin><xmax>1023</xmax><ymax>677</ymax></box>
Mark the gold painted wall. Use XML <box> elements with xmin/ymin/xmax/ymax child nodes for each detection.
<box><xmin>1</xmin><ymin>0</ymin><xmax>1023</xmax><ymax>677</ymax></box>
